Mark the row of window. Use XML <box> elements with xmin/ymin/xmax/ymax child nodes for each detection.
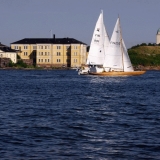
<box><xmin>38</xmin><ymin>59</ymin><xmax>61</xmax><ymax>63</ymax></box>
<box><xmin>56</xmin><ymin>46</ymin><xmax>78</xmax><ymax>49</ymax></box>
<box><xmin>24</xmin><ymin>52</ymin><xmax>35</xmax><ymax>56</ymax></box>
<box><xmin>38</xmin><ymin>52</ymin><xmax>78</xmax><ymax>56</ymax></box>
<box><xmin>1</xmin><ymin>54</ymin><xmax>16</xmax><ymax>58</ymax></box>
<box><xmin>14</xmin><ymin>45</ymin><xmax>79</xmax><ymax>50</ymax></box>
<box><xmin>14</xmin><ymin>46</ymin><xmax>37</xmax><ymax>50</ymax></box>
<box><xmin>38</xmin><ymin>59</ymin><xmax>50</xmax><ymax>63</ymax></box>
<box><xmin>24</xmin><ymin>52</ymin><xmax>78</xmax><ymax>56</ymax></box>
<box><xmin>38</xmin><ymin>59</ymin><xmax>78</xmax><ymax>63</ymax></box>
<box><xmin>56</xmin><ymin>59</ymin><xmax>77</xmax><ymax>63</ymax></box>
<box><xmin>57</xmin><ymin>52</ymin><xmax>78</xmax><ymax>56</ymax></box>
<box><xmin>73</xmin><ymin>46</ymin><xmax>78</xmax><ymax>49</ymax></box>
<box><xmin>57</xmin><ymin>46</ymin><xmax>78</xmax><ymax>50</ymax></box>
<box><xmin>39</xmin><ymin>52</ymin><xmax>50</xmax><ymax>56</ymax></box>
<box><xmin>38</xmin><ymin>46</ymin><xmax>50</xmax><ymax>49</ymax></box>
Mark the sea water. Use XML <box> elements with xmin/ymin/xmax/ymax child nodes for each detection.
<box><xmin>0</xmin><ymin>69</ymin><xmax>159</xmax><ymax>159</ymax></box>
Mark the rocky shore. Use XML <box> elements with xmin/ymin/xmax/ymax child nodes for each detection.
<box><xmin>134</xmin><ymin>65</ymin><xmax>160</xmax><ymax>71</ymax></box>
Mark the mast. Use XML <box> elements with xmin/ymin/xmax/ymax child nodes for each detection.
<box><xmin>119</xmin><ymin>16</ymin><xmax>124</xmax><ymax>71</ymax></box>
<box><xmin>101</xmin><ymin>10</ymin><xmax>105</xmax><ymax>59</ymax></box>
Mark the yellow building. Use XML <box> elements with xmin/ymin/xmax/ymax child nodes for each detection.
<box><xmin>11</xmin><ymin>36</ymin><xmax>87</xmax><ymax>67</ymax></box>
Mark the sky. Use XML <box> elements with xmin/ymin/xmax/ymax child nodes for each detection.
<box><xmin>0</xmin><ymin>0</ymin><xmax>160</xmax><ymax>48</ymax></box>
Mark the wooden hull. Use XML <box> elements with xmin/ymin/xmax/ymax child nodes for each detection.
<box><xmin>89</xmin><ymin>71</ymin><xmax>146</xmax><ymax>76</ymax></box>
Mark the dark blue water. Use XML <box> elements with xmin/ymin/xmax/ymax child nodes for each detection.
<box><xmin>0</xmin><ymin>69</ymin><xmax>159</xmax><ymax>160</ymax></box>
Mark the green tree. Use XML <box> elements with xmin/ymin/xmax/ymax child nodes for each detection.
<box><xmin>16</xmin><ymin>60</ymin><xmax>27</xmax><ymax>68</ymax></box>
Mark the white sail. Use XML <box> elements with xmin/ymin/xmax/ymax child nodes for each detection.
<box><xmin>87</xmin><ymin>11</ymin><xmax>106</xmax><ymax>65</ymax></box>
<box><xmin>103</xmin><ymin>18</ymin><xmax>123</xmax><ymax>70</ymax></box>
<box><xmin>103</xmin><ymin>24</ymin><xmax>110</xmax><ymax>56</ymax></box>
<box><xmin>103</xmin><ymin>18</ymin><xmax>134</xmax><ymax>72</ymax></box>
<box><xmin>87</xmin><ymin>16</ymin><xmax>146</xmax><ymax>76</ymax></box>
<box><xmin>122</xmin><ymin>39</ymin><xmax>134</xmax><ymax>71</ymax></box>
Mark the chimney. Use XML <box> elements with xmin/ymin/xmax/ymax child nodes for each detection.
<box><xmin>53</xmin><ymin>34</ymin><xmax>55</xmax><ymax>39</ymax></box>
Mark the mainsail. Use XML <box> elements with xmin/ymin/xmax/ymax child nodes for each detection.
<box><xmin>103</xmin><ymin>18</ymin><xmax>123</xmax><ymax>70</ymax></box>
<box><xmin>103</xmin><ymin>17</ymin><xmax>133</xmax><ymax>72</ymax></box>
<box><xmin>87</xmin><ymin>11</ymin><xmax>109</xmax><ymax>65</ymax></box>
<box><xmin>103</xmin><ymin>24</ymin><xmax>110</xmax><ymax>56</ymax></box>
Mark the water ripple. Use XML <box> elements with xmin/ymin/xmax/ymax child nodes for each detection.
<box><xmin>0</xmin><ymin>70</ymin><xmax>159</xmax><ymax>159</ymax></box>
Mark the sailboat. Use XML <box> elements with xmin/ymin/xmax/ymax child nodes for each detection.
<box><xmin>89</xmin><ymin>17</ymin><xmax>146</xmax><ymax>76</ymax></box>
<box><xmin>78</xmin><ymin>10</ymin><xmax>110</xmax><ymax>75</ymax></box>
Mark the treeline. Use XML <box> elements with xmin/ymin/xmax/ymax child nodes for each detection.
<box><xmin>130</xmin><ymin>43</ymin><xmax>160</xmax><ymax>49</ymax></box>
<box><xmin>128</xmin><ymin>44</ymin><xmax>160</xmax><ymax>66</ymax></box>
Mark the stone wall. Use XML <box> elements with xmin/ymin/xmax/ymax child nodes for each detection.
<box><xmin>134</xmin><ymin>65</ymin><xmax>160</xmax><ymax>71</ymax></box>
<box><xmin>0</xmin><ymin>58</ymin><xmax>10</xmax><ymax>67</ymax></box>
<box><xmin>21</xmin><ymin>59</ymin><xmax>33</xmax><ymax>65</ymax></box>
<box><xmin>37</xmin><ymin>63</ymin><xmax>68</xmax><ymax>68</ymax></box>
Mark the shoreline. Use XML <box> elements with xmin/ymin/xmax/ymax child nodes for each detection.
<box><xmin>1</xmin><ymin>66</ymin><xmax>160</xmax><ymax>71</ymax></box>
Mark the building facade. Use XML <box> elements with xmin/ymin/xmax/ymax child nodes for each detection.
<box><xmin>11</xmin><ymin>36</ymin><xmax>87</xmax><ymax>67</ymax></box>
<box><xmin>0</xmin><ymin>43</ymin><xmax>17</xmax><ymax>63</ymax></box>
<box><xmin>156</xmin><ymin>28</ymin><xmax>160</xmax><ymax>44</ymax></box>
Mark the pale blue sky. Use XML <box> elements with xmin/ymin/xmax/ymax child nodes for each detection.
<box><xmin>0</xmin><ymin>0</ymin><xmax>160</xmax><ymax>48</ymax></box>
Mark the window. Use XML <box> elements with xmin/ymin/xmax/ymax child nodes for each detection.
<box><xmin>41</xmin><ymin>52</ymin><xmax>43</xmax><ymax>56</ymax></box>
<box><xmin>74</xmin><ymin>46</ymin><xmax>78</xmax><ymax>49</ymax></box>
<box><xmin>39</xmin><ymin>59</ymin><xmax>40</xmax><ymax>62</ymax></box>
<box><xmin>24</xmin><ymin>52</ymin><xmax>28</xmax><ymax>56</ymax></box>
<box><xmin>24</xmin><ymin>46</ymin><xmax>28</xmax><ymax>49</ymax></box>
<box><xmin>74</xmin><ymin>52</ymin><xmax>77</xmax><ymax>56</ymax></box>
<box><xmin>33</xmin><ymin>46</ymin><xmax>37</xmax><ymax>50</ymax></box>
<box><xmin>45</xmin><ymin>52</ymin><xmax>47</xmax><ymax>55</ymax></box>
<box><xmin>41</xmin><ymin>59</ymin><xmax>43</xmax><ymax>62</ymax></box>
<box><xmin>48</xmin><ymin>59</ymin><xmax>49</xmax><ymax>62</ymax></box>
<box><xmin>57</xmin><ymin>52</ymin><xmax>61</xmax><ymax>56</ymax></box>
<box><xmin>14</xmin><ymin>46</ymin><xmax>18</xmax><ymax>50</ymax></box>
<box><xmin>74</xmin><ymin>59</ymin><xmax>77</xmax><ymax>63</ymax></box>
<box><xmin>48</xmin><ymin>52</ymin><xmax>50</xmax><ymax>56</ymax></box>
<box><xmin>45</xmin><ymin>46</ymin><xmax>50</xmax><ymax>49</ymax></box>
<box><xmin>57</xmin><ymin>59</ymin><xmax>60</xmax><ymax>62</ymax></box>
<box><xmin>57</xmin><ymin>46</ymin><xmax>61</xmax><ymax>49</ymax></box>
<box><xmin>41</xmin><ymin>46</ymin><xmax>43</xmax><ymax>49</ymax></box>
<box><xmin>45</xmin><ymin>59</ymin><xmax>47</xmax><ymax>62</ymax></box>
